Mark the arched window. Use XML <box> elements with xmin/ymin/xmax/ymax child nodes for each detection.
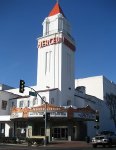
<box><xmin>46</xmin><ymin>20</ymin><xmax>49</xmax><ymax>35</ymax></box>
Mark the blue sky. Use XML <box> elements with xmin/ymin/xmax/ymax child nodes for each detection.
<box><xmin>0</xmin><ymin>0</ymin><xmax>116</xmax><ymax>88</ymax></box>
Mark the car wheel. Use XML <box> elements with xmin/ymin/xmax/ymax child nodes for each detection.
<box><xmin>103</xmin><ymin>144</ymin><xmax>106</xmax><ymax>148</ymax></box>
<box><xmin>108</xmin><ymin>143</ymin><xmax>112</xmax><ymax>148</ymax></box>
<box><xmin>93</xmin><ymin>144</ymin><xmax>97</xmax><ymax>148</ymax></box>
<box><xmin>108</xmin><ymin>138</ymin><xmax>112</xmax><ymax>147</ymax></box>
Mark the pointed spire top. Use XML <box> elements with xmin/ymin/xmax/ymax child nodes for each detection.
<box><xmin>48</xmin><ymin>1</ymin><xmax>65</xmax><ymax>17</ymax></box>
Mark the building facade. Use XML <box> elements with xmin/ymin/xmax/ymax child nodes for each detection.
<box><xmin>0</xmin><ymin>2</ymin><xmax>116</xmax><ymax>141</ymax></box>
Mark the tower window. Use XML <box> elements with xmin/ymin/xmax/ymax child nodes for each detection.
<box><xmin>45</xmin><ymin>51</ymin><xmax>52</xmax><ymax>74</ymax></box>
<box><xmin>46</xmin><ymin>21</ymin><xmax>49</xmax><ymax>35</ymax></box>
<box><xmin>66</xmin><ymin>53</ymin><xmax>71</xmax><ymax>80</ymax></box>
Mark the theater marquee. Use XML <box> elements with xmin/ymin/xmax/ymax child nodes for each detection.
<box><xmin>28</xmin><ymin>111</ymin><xmax>67</xmax><ymax>118</ymax></box>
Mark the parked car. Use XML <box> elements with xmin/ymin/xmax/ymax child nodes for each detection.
<box><xmin>92</xmin><ymin>133</ymin><xmax>116</xmax><ymax>148</ymax></box>
<box><xmin>100</xmin><ymin>130</ymin><xmax>115</xmax><ymax>135</ymax></box>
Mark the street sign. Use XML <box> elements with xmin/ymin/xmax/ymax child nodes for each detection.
<box><xmin>29</xmin><ymin>91</ymin><xmax>37</xmax><ymax>97</ymax></box>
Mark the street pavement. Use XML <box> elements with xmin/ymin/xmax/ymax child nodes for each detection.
<box><xmin>44</xmin><ymin>140</ymin><xmax>92</xmax><ymax>148</ymax></box>
<box><xmin>0</xmin><ymin>141</ymin><xmax>92</xmax><ymax>150</ymax></box>
<box><xmin>0</xmin><ymin>141</ymin><xmax>116</xmax><ymax>150</ymax></box>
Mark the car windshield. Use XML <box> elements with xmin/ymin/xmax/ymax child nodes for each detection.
<box><xmin>100</xmin><ymin>131</ymin><xmax>114</xmax><ymax>135</ymax></box>
<box><xmin>95</xmin><ymin>136</ymin><xmax>104</xmax><ymax>140</ymax></box>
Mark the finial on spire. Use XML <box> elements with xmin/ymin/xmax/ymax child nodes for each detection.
<box><xmin>57</xmin><ymin>0</ymin><xmax>59</xmax><ymax>4</ymax></box>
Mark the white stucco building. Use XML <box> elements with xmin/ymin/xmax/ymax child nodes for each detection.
<box><xmin>0</xmin><ymin>2</ymin><xmax>116</xmax><ymax>141</ymax></box>
<box><xmin>75</xmin><ymin>76</ymin><xmax>116</xmax><ymax>100</ymax></box>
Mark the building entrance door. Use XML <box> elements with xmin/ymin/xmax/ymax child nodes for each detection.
<box><xmin>53</xmin><ymin>127</ymin><xmax>68</xmax><ymax>140</ymax></box>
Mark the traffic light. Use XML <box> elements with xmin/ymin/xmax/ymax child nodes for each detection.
<box><xmin>19</xmin><ymin>80</ymin><xmax>25</xmax><ymax>93</ymax></box>
<box><xmin>95</xmin><ymin>115</ymin><xmax>99</xmax><ymax>122</ymax></box>
<box><xmin>43</xmin><ymin>113</ymin><xmax>50</xmax><ymax>120</ymax></box>
<box><xmin>46</xmin><ymin>112</ymin><xmax>50</xmax><ymax>121</ymax></box>
<box><xmin>43</xmin><ymin>114</ymin><xmax>45</xmax><ymax>119</ymax></box>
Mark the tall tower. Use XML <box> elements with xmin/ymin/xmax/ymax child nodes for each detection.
<box><xmin>37</xmin><ymin>2</ymin><xmax>76</xmax><ymax>105</ymax></box>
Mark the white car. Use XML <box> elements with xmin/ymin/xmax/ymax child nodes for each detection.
<box><xmin>92</xmin><ymin>133</ymin><xmax>116</xmax><ymax>148</ymax></box>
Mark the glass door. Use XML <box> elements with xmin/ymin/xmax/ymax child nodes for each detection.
<box><xmin>52</xmin><ymin>127</ymin><xmax>68</xmax><ymax>140</ymax></box>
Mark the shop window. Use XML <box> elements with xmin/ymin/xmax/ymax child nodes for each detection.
<box><xmin>1</xmin><ymin>123</ymin><xmax>5</xmax><ymax>134</ymax></box>
<box><xmin>1</xmin><ymin>100</ymin><xmax>7</xmax><ymax>110</ymax></box>
<box><xmin>40</xmin><ymin>128</ymin><xmax>45</xmax><ymax>136</ymax></box>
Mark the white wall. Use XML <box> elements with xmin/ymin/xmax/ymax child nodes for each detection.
<box><xmin>103</xmin><ymin>76</ymin><xmax>116</xmax><ymax>98</ymax></box>
<box><xmin>0</xmin><ymin>91</ymin><xmax>18</xmax><ymax>115</ymax></box>
<box><xmin>75</xmin><ymin>76</ymin><xmax>104</xmax><ymax>100</ymax></box>
<box><xmin>9</xmin><ymin>89</ymin><xmax>59</xmax><ymax>108</ymax></box>
<box><xmin>75</xmin><ymin>76</ymin><xmax>116</xmax><ymax>102</ymax></box>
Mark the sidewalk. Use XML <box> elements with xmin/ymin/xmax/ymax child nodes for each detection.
<box><xmin>0</xmin><ymin>140</ymin><xmax>92</xmax><ymax>148</ymax></box>
<box><xmin>43</xmin><ymin>141</ymin><xmax>92</xmax><ymax>148</ymax></box>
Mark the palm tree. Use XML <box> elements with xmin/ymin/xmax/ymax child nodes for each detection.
<box><xmin>105</xmin><ymin>93</ymin><xmax>116</xmax><ymax>129</ymax></box>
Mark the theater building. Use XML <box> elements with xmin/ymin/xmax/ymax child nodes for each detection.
<box><xmin>0</xmin><ymin>2</ymin><xmax>115</xmax><ymax>141</ymax></box>
<box><xmin>8</xmin><ymin>2</ymin><xmax>96</xmax><ymax>141</ymax></box>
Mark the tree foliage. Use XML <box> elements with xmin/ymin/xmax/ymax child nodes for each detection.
<box><xmin>105</xmin><ymin>93</ymin><xmax>116</xmax><ymax>129</ymax></box>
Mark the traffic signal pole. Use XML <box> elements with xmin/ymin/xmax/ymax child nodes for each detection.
<box><xmin>26</xmin><ymin>86</ymin><xmax>47</xmax><ymax>146</ymax></box>
<box><xmin>94</xmin><ymin>110</ymin><xmax>100</xmax><ymax>135</ymax></box>
<box><xmin>19</xmin><ymin>81</ymin><xmax>47</xmax><ymax>146</ymax></box>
